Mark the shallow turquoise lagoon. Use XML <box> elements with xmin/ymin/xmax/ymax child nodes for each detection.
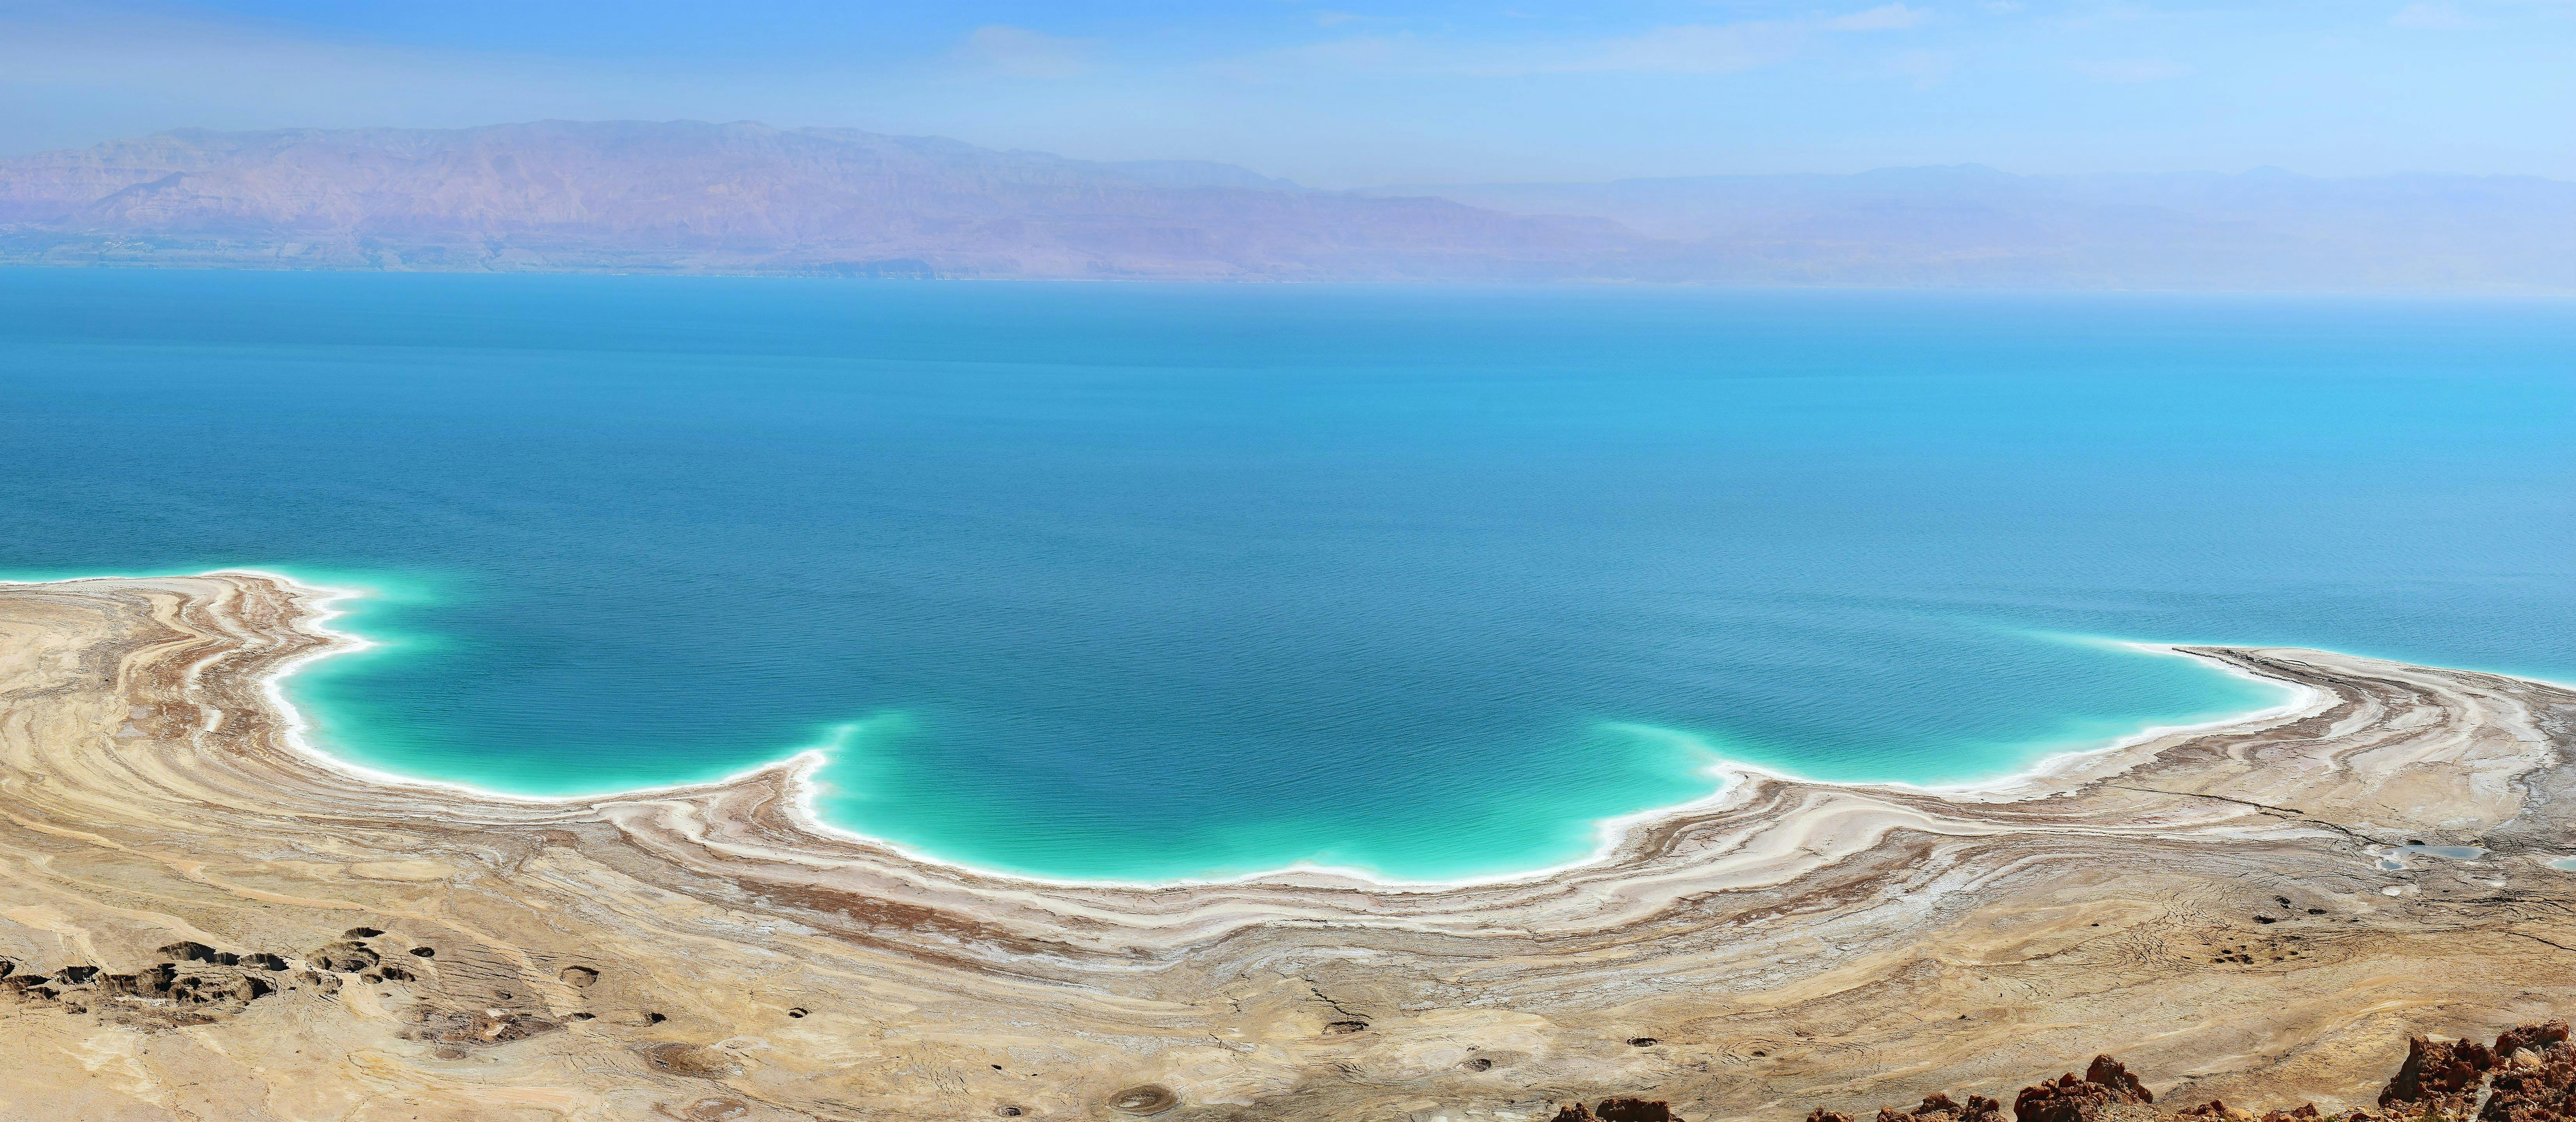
<box><xmin>2</xmin><ymin>271</ymin><xmax>2568</xmax><ymax>881</ymax></box>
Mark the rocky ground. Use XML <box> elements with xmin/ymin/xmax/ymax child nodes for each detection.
<box><xmin>3</xmin><ymin>572</ymin><xmax>2574</xmax><ymax>1120</ymax></box>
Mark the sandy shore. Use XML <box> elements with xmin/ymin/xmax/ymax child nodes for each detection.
<box><xmin>2</xmin><ymin>572</ymin><xmax>2573</xmax><ymax>1121</ymax></box>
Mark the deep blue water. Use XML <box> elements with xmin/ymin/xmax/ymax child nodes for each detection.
<box><xmin>2</xmin><ymin>269</ymin><xmax>2569</xmax><ymax>881</ymax></box>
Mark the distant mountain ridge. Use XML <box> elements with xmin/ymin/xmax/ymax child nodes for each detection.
<box><xmin>0</xmin><ymin>120</ymin><xmax>1635</xmax><ymax>280</ymax></box>
<box><xmin>3</xmin><ymin>120</ymin><xmax>2569</xmax><ymax>290</ymax></box>
<box><xmin>1361</xmin><ymin>166</ymin><xmax>2576</xmax><ymax>290</ymax></box>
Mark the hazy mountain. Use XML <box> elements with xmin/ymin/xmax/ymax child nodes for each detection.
<box><xmin>0</xmin><ymin>121</ymin><xmax>1635</xmax><ymax>280</ymax></box>
<box><xmin>3</xmin><ymin>121</ymin><xmax>2569</xmax><ymax>290</ymax></box>
<box><xmin>1370</xmin><ymin>166</ymin><xmax>2576</xmax><ymax>291</ymax></box>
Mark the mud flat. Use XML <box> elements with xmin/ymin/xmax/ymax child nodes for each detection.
<box><xmin>2</xmin><ymin>572</ymin><xmax>2573</xmax><ymax>1121</ymax></box>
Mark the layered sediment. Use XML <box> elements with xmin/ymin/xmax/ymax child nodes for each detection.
<box><xmin>2</xmin><ymin>572</ymin><xmax>2574</xmax><ymax>1120</ymax></box>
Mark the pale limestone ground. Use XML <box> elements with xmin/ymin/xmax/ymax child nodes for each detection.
<box><xmin>1</xmin><ymin>573</ymin><xmax>2572</xmax><ymax>1121</ymax></box>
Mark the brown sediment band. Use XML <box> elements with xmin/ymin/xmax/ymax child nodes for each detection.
<box><xmin>2</xmin><ymin>571</ymin><xmax>2573</xmax><ymax>1119</ymax></box>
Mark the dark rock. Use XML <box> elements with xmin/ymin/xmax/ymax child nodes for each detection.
<box><xmin>2498</xmin><ymin>1022</ymin><xmax>2571</xmax><ymax>1058</ymax></box>
<box><xmin>1906</xmin><ymin>1093</ymin><xmax>2005</xmax><ymax>1122</ymax></box>
<box><xmin>2087</xmin><ymin>1056</ymin><xmax>2152</xmax><ymax>1102</ymax></box>
<box><xmin>2381</xmin><ymin>1035</ymin><xmax>2496</xmax><ymax>1116</ymax></box>
<box><xmin>2014</xmin><ymin>1055</ymin><xmax>2152</xmax><ymax>1122</ymax></box>
<box><xmin>2482</xmin><ymin>1021</ymin><xmax>2576</xmax><ymax>1122</ymax></box>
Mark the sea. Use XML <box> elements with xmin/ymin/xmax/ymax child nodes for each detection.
<box><xmin>2</xmin><ymin>269</ymin><xmax>2569</xmax><ymax>882</ymax></box>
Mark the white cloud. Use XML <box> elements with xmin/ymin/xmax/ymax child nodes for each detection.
<box><xmin>2389</xmin><ymin>3</ymin><xmax>2474</xmax><ymax>28</ymax></box>
<box><xmin>953</xmin><ymin>25</ymin><xmax>1096</xmax><ymax>79</ymax></box>
<box><xmin>2073</xmin><ymin>57</ymin><xmax>2191</xmax><ymax>82</ymax></box>
<box><xmin>1827</xmin><ymin>4</ymin><xmax>1932</xmax><ymax>32</ymax></box>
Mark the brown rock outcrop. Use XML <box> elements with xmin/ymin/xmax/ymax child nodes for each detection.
<box><xmin>2482</xmin><ymin>1021</ymin><xmax>2576</xmax><ymax>1122</ymax></box>
<box><xmin>2382</xmin><ymin>1036</ymin><xmax>2498</xmax><ymax>1116</ymax></box>
<box><xmin>2016</xmin><ymin>1056</ymin><xmax>2155</xmax><ymax>1122</ymax></box>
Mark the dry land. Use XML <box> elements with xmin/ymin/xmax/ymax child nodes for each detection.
<box><xmin>2</xmin><ymin>572</ymin><xmax>2573</xmax><ymax>1121</ymax></box>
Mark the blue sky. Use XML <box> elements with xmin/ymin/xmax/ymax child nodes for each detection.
<box><xmin>2</xmin><ymin>0</ymin><xmax>2569</xmax><ymax>185</ymax></box>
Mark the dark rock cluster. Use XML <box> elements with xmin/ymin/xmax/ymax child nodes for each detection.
<box><xmin>1553</xmin><ymin>1100</ymin><xmax>1679</xmax><ymax>1122</ymax></box>
<box><xmin>2013</xmin><ymin>1056</ymin><xmax>2156</xmax><ymax>1122</ymax></box>
<box><xmin>0</xmin><ymin>926</ymin><xmax>425</xmax><ymax>1025</ymax></box>
<box><xmin>1565</xmin><ymin>1020</ymin><xmax>2576</xmax><ymax>1122</ymax></box>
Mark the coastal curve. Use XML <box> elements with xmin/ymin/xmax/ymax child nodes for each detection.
<box><xmin>3</xmin><ymin>571</ymin><xmax>2573</xmax><ymax>1121</ymax></box>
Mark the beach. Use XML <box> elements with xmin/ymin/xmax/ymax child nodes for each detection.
<box><xmin>3</xmin><ymin>570</ymin><xmax>2573</xmax><ymax>1120</ymax></box>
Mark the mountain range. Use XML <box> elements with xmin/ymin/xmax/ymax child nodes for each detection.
<box><xmin>3</xmin><ymin>120</ymin><xmax>2568</xmax><ymax>290</ymax></box>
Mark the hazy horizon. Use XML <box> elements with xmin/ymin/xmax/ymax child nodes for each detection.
<box><xmin>7</xmin><ymin>2</ymin><xmax>2568</xmax><ymax>290</ymax></box>
<box><xmin>31</xmin><ymin>116</ymin><xmax>2576</xmax><ymax>190</ymax></box>
<box><xmin>8</xmin><ymin>118</ymin><xmax>2569</xmax><ymax>289</ymax></box>
<box><xmin>3</xmin><ymin>0</ymin><xmax>2569</xmax><ymax>187</ymax></box>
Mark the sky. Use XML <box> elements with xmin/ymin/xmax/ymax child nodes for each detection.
<box><xmin>1</xmin><ymin>0</ymin><xmax>2569</xmax><ymax>187</ymax></box>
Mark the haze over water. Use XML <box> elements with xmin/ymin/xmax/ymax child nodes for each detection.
<box><xmin>3</xmin><ymin>269</ymin><xmax>2569</xmax><ymax>881</ymax></box>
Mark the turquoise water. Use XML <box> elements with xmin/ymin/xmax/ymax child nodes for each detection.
<box><xmin>2</xmin><ymin>270</ymin><xmax>2569</xmax><ymax>882</ymax></box>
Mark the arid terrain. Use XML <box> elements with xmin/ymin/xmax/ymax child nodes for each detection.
<box><xmin>3</xmin><ymin>571</ymin><xmax>2573</xmax><ymax>1121</ymax></box>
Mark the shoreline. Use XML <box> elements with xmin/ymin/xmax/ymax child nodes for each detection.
<box><xmin>5</xmin><ymin>569</ymin><xmax>2575</xmax><ymax>1118</ymax></box>
<box><xmin>7</xmin><ymin>568</ymin><xmax>2334</xmax><ymax>892</ymax></box>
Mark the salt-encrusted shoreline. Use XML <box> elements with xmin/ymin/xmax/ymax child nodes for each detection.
<box><xmin>3</xmin><ymin>570</ymin><xmax>2572</xmax><ymax>1120</ymax></box>
<box><xmin>3</xmin><ymin>569</ymin><xmax>2332</xmax><ymax>894</ymax></box>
